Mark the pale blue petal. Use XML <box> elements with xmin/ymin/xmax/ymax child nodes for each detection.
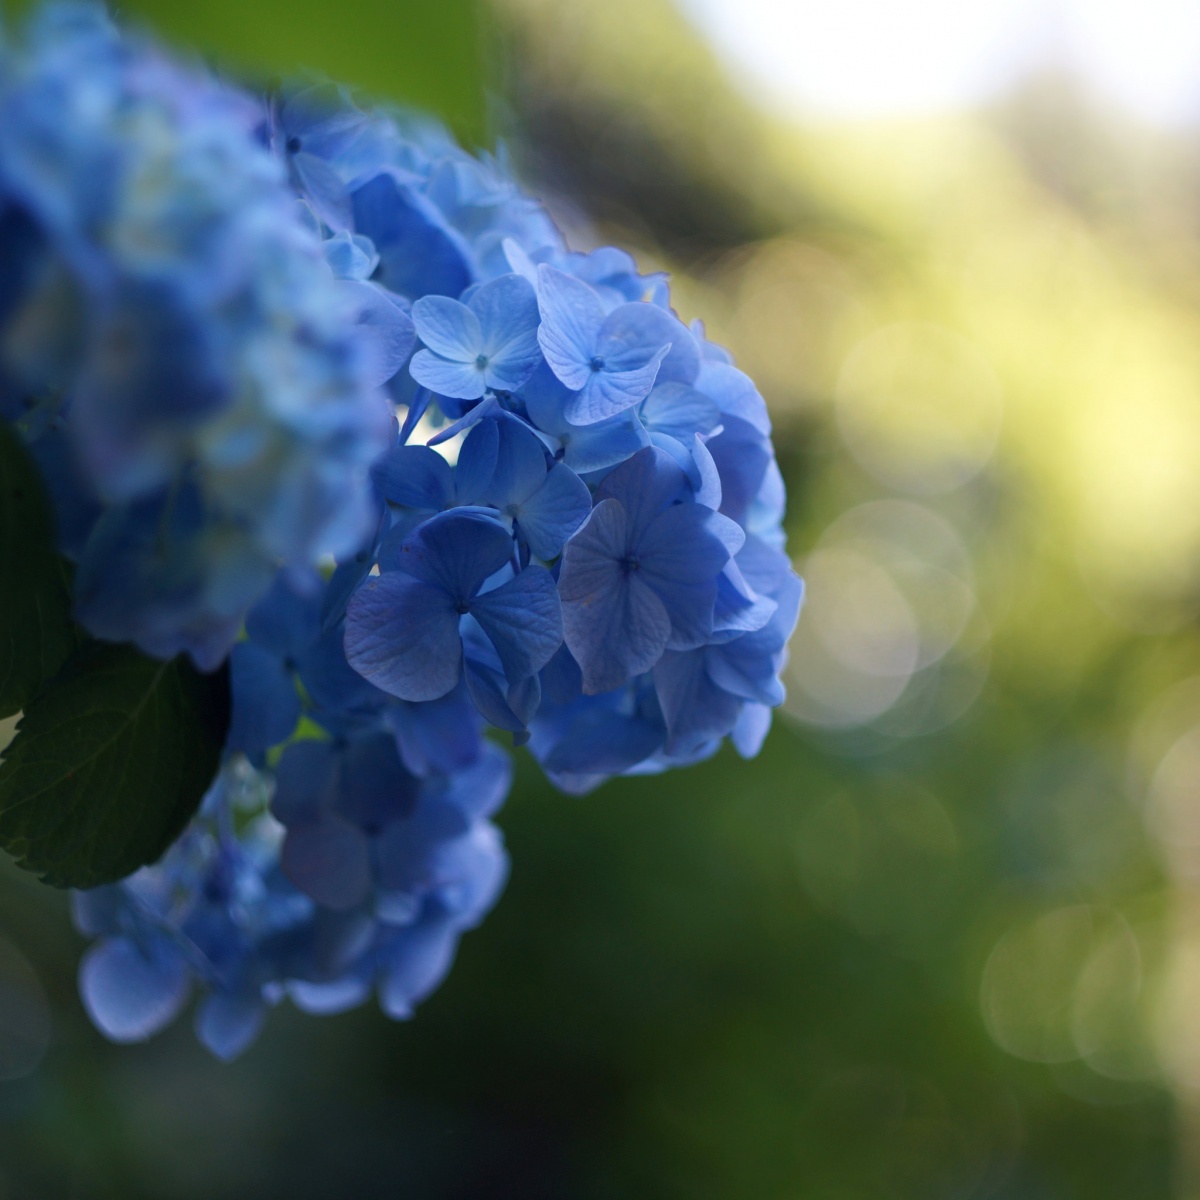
<box><xmin>411</xmin><ymin>294</ymin><xmax>481</xmax><ymax>360</ymax></box>
<box><xmin>409</xmin><ymin>350</ymin><xmax>486</xmax><ymax>400</ymax></box>
<box><xmin>563</xmin><ymin>411</ymin><xmax>649</xmax><ymax>474</ymax></box>
<box><xmin>339</xmin><ymin>280</ymin><xmax>415</xmax><ymax>387</ymax></box>
<box><xmin>601</xmin><ymin>302</ymin><xmax>698</xmax><ymax>384</ymax></box>
<box><xmin>470</xmin><ymin>273</ymin><xmax>541</xmax><ymax>390</ymax></box>
<box><xmin>563</xmin><ymin>344</ymin><xmax>668</xmax><ymax>425</ymax></box>
<box><xmin>293</xmin><ymin>150</ymin><xmax>352</xmax><ymax>231</ymax></box>
<box><xmin>289</xmin><ymin>974</ymin><xmax>372</xmax><ymax>1016</ymax></box>
<box><xmin>691</xmin><ymin>434</ymin><xmax>723</xmax><ymax>510</ymax></box>
<box><xmin>536</xmin><ymin>264</ymin><xmax>605</xmax><ymax>389</ymax></box>
<box><xmin>695</xmin><ymin>361</ymin><xmax>771</xmax><ymax>434</ymax></box>
<box><xmin>641</xmin><ymin>381</ymin><xmax>721</xmax><ymax>441</ymax></box>
<box><xmin>344</xmin><ymin>572</ymin><xmax>463</xmax><ymax>701</ymax></box>
<box><xmin>426</xmin><ymin>395</ymin><xmax>499</xmax><ymax>445</ymax></box>
<box><xmin>707</xmin><ymin>416</ymin><xmax>772</xmax><ymax>525</ymax></box>
<box><xmin>732</xmin><ymin>703</ymin><xmax>773</xmax><ymax>758</ymax></box>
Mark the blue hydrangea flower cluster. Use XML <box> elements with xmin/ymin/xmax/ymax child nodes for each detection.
<box><xmin>0</xmin><ymin>6</ymin><xmax>394</xmax><ymax>668</ymax></box>
<box><xmin>1</xmin><ymin>9</ymin><xmax>801</xmax><ymax>1057</ymax></box>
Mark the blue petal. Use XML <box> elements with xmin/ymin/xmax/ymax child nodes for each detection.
<box><xmin>454</xmin><ymin>418</ymin><xmax>500</xmax><ymax>505</ymax></box>
<box><xmin>351</xmin><ymin>172</ymin><xmax>472</xmax><ymax>300</ymax></box>
<box><xmin>641</xmin><ymin>382</ymin><xmax>721</xmax><ymax>441</ymax></box>
<box><xmin>338</xmin><ymin>733</ymin><xmax>422</xmax><ymax>829</ymax></box>
<box><xmin>563</xmin><ymin>344</ymin><xmax>669</xmax><ymax>425</ymax></box>
<box><xmin>323</xmin><ymin>231</ymin><xmax>379</xmax><ymax>280</ymax></box>
<box><xmin>386</xmin><ymin>679</ymin><xmax>484</xmax><ymax>776</ymax></box>
<box><xmin>398</xmin><ymin>509</ymin><xmax>514</xmax><ymax>599</ymax></box>
<box><xmin>596</xmin><ymin>446</ymin><xmax>691</xmax><ymax>545</ymax></box>
<box><xmin>536</xmin><ymin>264</ymin><xmax>605</xmax><ymax>389</ymax></box>
<box><xmin>653</xmin><ymin>648</ymin><xmax>743</xmax><ymax>754</ymax></box>
<box><xmin>289</xmin><ymin>974</ymin><xmax>373</xmax><ymax>1015</ymax></box>
<box><xmin>281</xmin><ymin>817</ymin><xmax>372</xmax><ymax>910</ymax></box>
<box><xmin>271</xmin><ymin>739</ymin><xmax>338</xmax><ymax>826</ymax></box>
<box><xmin>639</xmin><ymin>503</ymin><xmax>737</xmax><ymax>586</ymax></box>
<box><xmin>695</xmin><ymin>361</ymin><xmax>771</xmax><ymax>434</ymax></box>
<box><xmin>195</xmin><ymin>991</ymin><xmax>265</xmax><ymax>1062</ymax></box>
<box><xmin>707</xmin><ymin>416</ymin><xmax>772</xmax><ymax>525</ymax></box>
<box><xmin>227</xmin><ymin>642</ymin><xmax>301</xmax><ymax>759</ymax></box>
<box><xmin>344</xmin><ymin>572</ymin><xmax>463</xmax><ymax>701</ymax></box>
<box><xmin>469</xmin><ymin>565</ymin><xmax>563</xmax><ymax>687</ymax></box>
<box><xmin>436</xmin><ymin>741</ymin><xmax>513</xmax><ymax>820</ymax></box>
<box><xmin>339</xmin><ymin>280</ymin><xmax>415</xmax><ymax>387</ymax></box>
<box><xmin>486</xmin><ymin>418</ymin><xmax>549</xmax><ymax>508</ymax></box>
<box><xmin>602</xmin><ymin>302</ymin><xmax>698</xmax><ymax>384</ymax></box>
<box><xmin>463</xmin><ymin>653</ymin><xmax>529</xmax><ymax>734</ymax></box>
<box><xmin>732</xmin><ymin>703</ymin><xmax>773</xmax><ymax>758</ymax></box>
<box><xmin>409</xmin><ymin>351</ymin><xmax>486</xmax><ymax>401</ymax></box>
<box><xmin>522</xmin><ymin>363</ymin><xmax>650</xmax><ymax>471</ymax></box>
<box><xmin>558</xmin><ymin>500</ymin><xmax>672</xmax><ymax>693</ymax></box>
<box><xmin>293</xmin><ymin>150</ymin><xmax>352</xmax><ymax>230</ymax></box>
<box><xmin>79</xmin><ymin>935</ymin><xmax>191</xmax><ymax>1043</ymax></box>
<box><xmin>373</xmin><ymin>444</ymin><xmax>455</xmax><ymax>510</ymax></box>
<box><xmin>470</xmin><ymin>273</ymin><xmax>542</xmax><ymax>391</ymax></box>
<box><xmin>563</xmin><ymin>412</ymin><xmax>650</xmax><ymax>475</ymax></box>
<box><xmin>411</xmin><ymin>294</ymin><xmax>481</xmax><ymax>361</ymax></box>
<box><xmin>540</xmin><ymin>705</ymin><xmax>664</xmax><ymax>777</ymax></box>
<box><xmin>517</xmin><ymin>462</ymin><xmax>592</xmax><ymax>560</ymax></box>
<box><xmin>691</xmin><ymin>434</ymin><xmax>723</xmax><ymax>510</ymax></box>
<box><xmin>378</xmin><ymin>916</ymin><xmax>461</xmax><ymax>1019</ymax></box>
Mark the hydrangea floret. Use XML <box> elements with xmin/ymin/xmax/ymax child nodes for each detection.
<box><xmin>0</xmin><ymin>5</ymin><xmax>803</xmax><ymax>1059</ymax></box>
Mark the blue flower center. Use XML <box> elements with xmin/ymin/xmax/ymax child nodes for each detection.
<box><xmin>589</xmin><ymin>355</ymin><xmax>605</xmax><ymax>373</ymax></box>
<box><xmin>286</xmin><ymin>136</ymin><xmax>302</xmax><ymax>154</ymax></box>
<box><xmin>475</xmin><ymin>354</ymin><xmax>489</xmax><ymax>370</ymax></box>
<box><xmin>619</xmin><ymin>555</ymin><xmax>640</xmax><ymax>575</ymax></box>
<box><xmin>455</xmin><ymin>600</ymin><xmax>471</xmax><ymax>615</ymax></box>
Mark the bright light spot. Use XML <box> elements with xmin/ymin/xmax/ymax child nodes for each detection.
<box><xmin>679</xmin><ymin>0</ymin><xmax>1200</xmax><ymax>125</ymax></box>
<box><xmin>786</xmin><ymin>501</ymin><xmax>986</xmax><ymax>734</ymax></box>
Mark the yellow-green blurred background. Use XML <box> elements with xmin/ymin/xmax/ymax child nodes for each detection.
<box><xmin>7</xmin><ymin>0</ymin><xmax>1200</xmax><ymax>1195</ymax></box>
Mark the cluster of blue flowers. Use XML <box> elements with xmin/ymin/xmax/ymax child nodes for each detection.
<box><xmin>1</xmin><ymin>6</ymin><xmax>801</xmax><ymax>1057</ymax></box>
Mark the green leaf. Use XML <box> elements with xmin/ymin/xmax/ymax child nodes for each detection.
<box><xmin>0</xmin><ymin>421</ymin><xmax>83</xmax><ymax>718</ymax></box>
<box><xmin>110</xmin><ymin>0</ymin><xmax>486</xmax><ymax>143</ymax></box>
<box><xmin>0</xmin><ymin>641</ymin><xmax>230</xmax><ymax>888</ymax></box>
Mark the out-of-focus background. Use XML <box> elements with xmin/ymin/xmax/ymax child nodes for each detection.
<box><xmin>6</xmin><ymin>0</ymin><xmax>1200</xmax><ymax>1194</ymax></box>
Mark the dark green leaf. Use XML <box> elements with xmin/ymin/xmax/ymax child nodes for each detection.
<box><xmin>0</xmin><ymin>641</ymin><xmax>230</xmax><ymax>888</ymax></box>
<box><xmin>0</xmin><ymin>421</ymin><xmax>82</xmax><ymax>718</ymax></box>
